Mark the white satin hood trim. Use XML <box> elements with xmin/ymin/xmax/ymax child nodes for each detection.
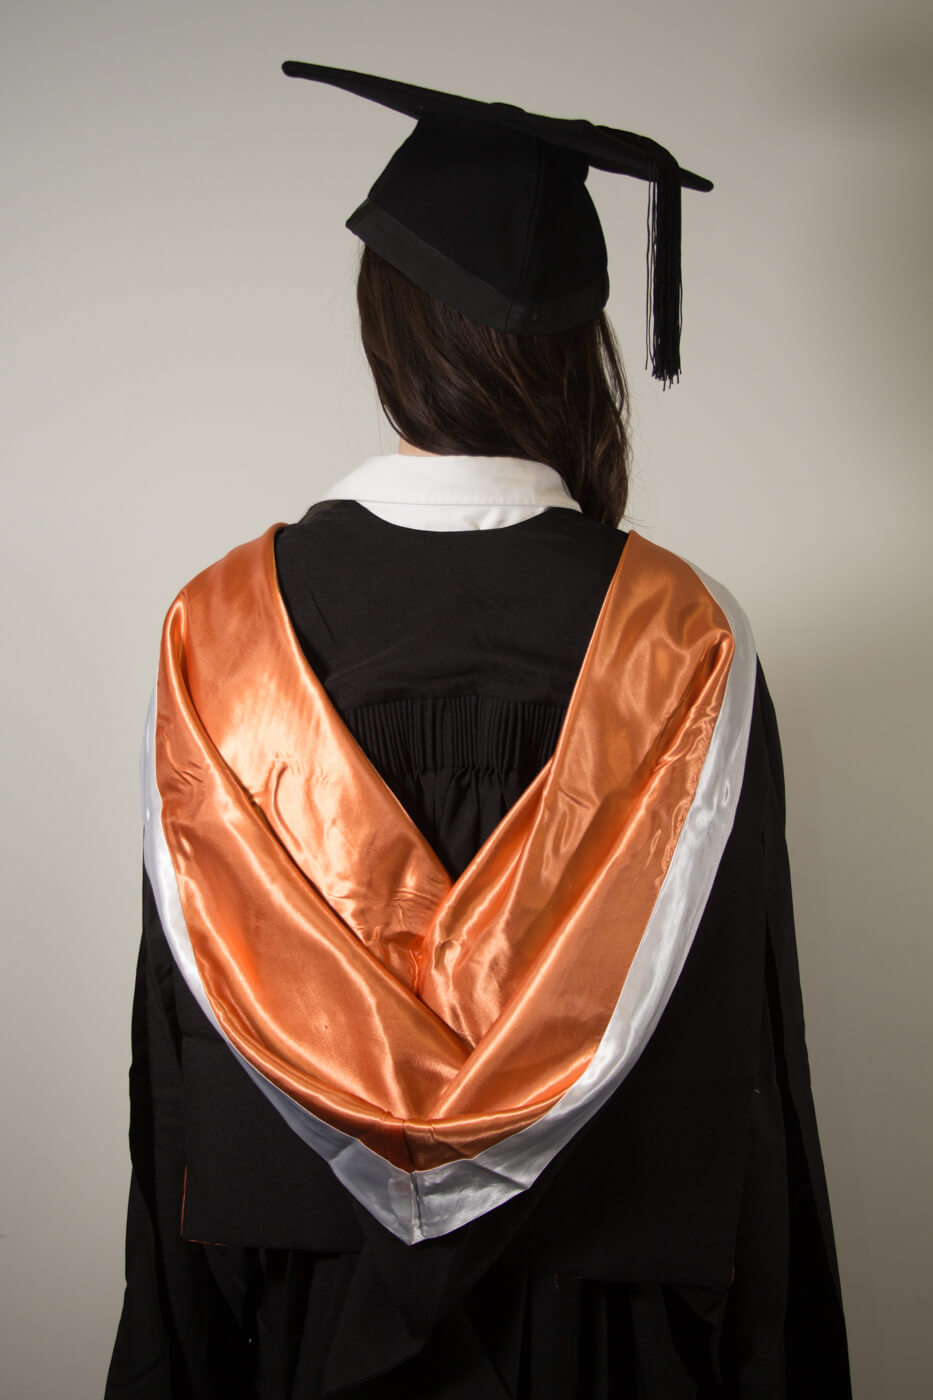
<box><xmin>141</xmin><ymin>558</ymin><xmax>757</xmax><ymax>1246</ymax></box>
<box><xmin>319</xmin><ymin>452</ymin><xmax>582</xmax><ymax>530</ymax></box>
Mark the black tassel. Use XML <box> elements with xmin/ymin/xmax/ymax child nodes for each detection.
<box><xmin>645</xmin><ymin>153</ymin><xmax>683</xmax><ymax>388</ymax></box>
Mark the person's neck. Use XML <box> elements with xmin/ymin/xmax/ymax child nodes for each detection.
<box><xmin>397</xmin><ymin>437</ymin><xmax>442</xmax><ymax>457</ymax></box>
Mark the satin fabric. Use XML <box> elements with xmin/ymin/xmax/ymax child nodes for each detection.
<box><xmin>151</xmin><ymin>526</ymin><xmax>735</xmax><ymax>1178</ymax></box>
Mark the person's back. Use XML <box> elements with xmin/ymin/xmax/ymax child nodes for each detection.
<box><xmin>106</xmin><ymin>62</ymin><xmax>851</xmax><ymax>1399</ymax></box>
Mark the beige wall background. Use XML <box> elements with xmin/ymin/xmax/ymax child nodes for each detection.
<box><xmin>2</xmin><ymin>1</ymin><xmax>931</xmax><ymax>1395</ymax></box>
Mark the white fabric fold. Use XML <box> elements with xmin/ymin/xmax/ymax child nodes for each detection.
<box><xmin>319</xmin><ymin>452</ymin><xmax>582</xmax><ymax>529</ymax></box>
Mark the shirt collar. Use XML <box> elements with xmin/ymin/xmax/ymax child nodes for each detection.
<box><xmin>318</xmin><ymin>452</ymin><xmax>582</xmax><ymax>531</ymax></box>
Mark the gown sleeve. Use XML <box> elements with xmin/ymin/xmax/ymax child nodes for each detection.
<box><xmin>716</xmin><ymin>662</ymin><xmax>850</xmax><ymax>1397</ymax></box>
<box><xmin>753</xmin><ymin>665</ymin><xmax>851</xmax><ymax>1396</ymax></box>
<box><xmin>105</xmin><ymin>868</ymin><xmax>255</xmax><ymax>1400</ymax></box>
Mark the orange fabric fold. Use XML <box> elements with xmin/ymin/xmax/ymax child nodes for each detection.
<box><xmin>155</xmin><ymin>527</ymin><xmax>733</xmax><ymax>1171</ymax></box>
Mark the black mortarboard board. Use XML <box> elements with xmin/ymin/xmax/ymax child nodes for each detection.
<box><xmin>282</xmin><ymin>61</ymin><xmax>713</xmax><ymax>385</ymax></box>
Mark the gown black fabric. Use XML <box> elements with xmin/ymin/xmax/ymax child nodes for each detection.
<box><xmin>106</xmin><ymin>501</ymin><xmax>851</xmax><ymax>1398</ymax></box>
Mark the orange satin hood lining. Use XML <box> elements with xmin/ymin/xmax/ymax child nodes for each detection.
<box><xmin>155</xmin><ymin>527</ymin><xmax>733</xmax><ymax>1171</ymax></box>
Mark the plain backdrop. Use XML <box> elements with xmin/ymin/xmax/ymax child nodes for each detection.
<box><xmin>2</xmin><ymin>2</ymin><xmax>931</xmax><ymax>1396</ymax></box>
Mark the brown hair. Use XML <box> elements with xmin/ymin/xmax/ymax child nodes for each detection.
<box><xmin>356</xmin><ymin>246</ymin><xmax>631</xmax><ymax>526</ymax></box>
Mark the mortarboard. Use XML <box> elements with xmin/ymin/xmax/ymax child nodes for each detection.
<box><xmin>282</xmin><ymin>61</ymin><xmax>713</xmax><ymax>385</ymax></box>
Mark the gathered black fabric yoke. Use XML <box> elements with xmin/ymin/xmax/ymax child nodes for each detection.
<box><xmin>106</xmin><ymin>502</ymin><xmax>850</xmax><ymax>1398</ymax></box>
<box><xmin>273</xmin><ymin>500</ymin><xmax>628</xmax><ymax>877</ymax></box>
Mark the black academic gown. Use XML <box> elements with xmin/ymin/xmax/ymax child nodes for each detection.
<box><xmin>106</xmin><ymin>502</ymin><xmax>851</xmax><ymax>1398</ymax></box>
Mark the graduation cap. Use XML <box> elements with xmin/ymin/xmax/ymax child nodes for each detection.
<box><xmin>282</xmin><ymin>61</ymin><xmax>713</xmax><ymax>385</ymax></box>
